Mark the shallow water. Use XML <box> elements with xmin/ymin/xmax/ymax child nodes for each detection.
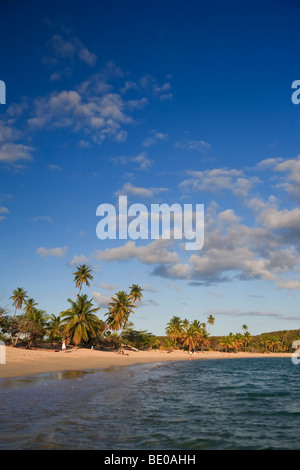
<box><xmin>0</xmin><ymin>358</ymin><xmax>299</xmax><ymax>449</ymax></box>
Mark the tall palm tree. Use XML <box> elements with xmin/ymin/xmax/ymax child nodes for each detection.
<box><xmin>10</xmin><ymin>287</ymin><xmax>28</xmax><ymax>318</ymax></box>
<box><xmin>60</xmin><ymin>295</ymin><xmax>101</xmax><ymax>348</ymax></box>
<box><xmin>129</xmin><ymin>284</ymin><xmax>144</xmax><ymax>303</ymax></box>
<box><xmin>73</xmin><ymin>264</ymin><xmax>94</xmax><ymax>297</ymax></box>
<box><xmin>207</xmin><ymin>315</ymin><xmax>215</xmax><ymax>332</ymax></box>
<box><xmin>104</xmin><ymin>291</ymin><xmax>136</xmax><ymax>337</ymax></box>
<box><xmin>24</xmin><ymin>298</ymin><xmax>38</xmax><ymax>315</ymax></box>
<box><xmin>166</xmin><ymin>316</ymin><xmax>183</xmax><ymax>348</ymax></box>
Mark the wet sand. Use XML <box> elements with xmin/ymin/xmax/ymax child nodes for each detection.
<box><xmin>0</xmin><ymin>346</ymin><xmax>293</xmax><ymax>379</ymax></box>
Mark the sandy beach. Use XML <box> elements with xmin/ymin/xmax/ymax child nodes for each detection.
<box><xmin>0</xmin><ymin>346</ymin><xmax>293</xmax><ymax>379</ymax></box>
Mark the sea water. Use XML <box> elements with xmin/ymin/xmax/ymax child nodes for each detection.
<box><xmin>0</xmin><ymin>357</ymin><xmax>299</xmax><ymax>450</ymax></box>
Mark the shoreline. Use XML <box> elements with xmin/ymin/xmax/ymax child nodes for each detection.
<box><xmin>0</xmin><ymin>346</ymin><xmax>293</xmax><ymax>379</ymax></box>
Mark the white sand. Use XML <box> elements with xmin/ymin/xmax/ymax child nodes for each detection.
<box><xmin>0</xmin><ymin>346</ymin><xmax>292</xmax><ymax>378</ymax></box>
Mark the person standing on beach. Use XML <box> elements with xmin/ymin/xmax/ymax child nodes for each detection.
<box><xmin>62</xmin><ymin>339</ymin><xmax>66</xmax><ymax>353</ymax></box>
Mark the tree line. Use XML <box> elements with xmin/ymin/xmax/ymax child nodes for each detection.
<box><xmin>0</xmin><ymin>265</ymin><xmax>145</xmax><ymax>350</ymax></box>
<box><xmin>0</xmin><ymin>265</ymin><xmax>298</xmax><ymax>353</ymax></box>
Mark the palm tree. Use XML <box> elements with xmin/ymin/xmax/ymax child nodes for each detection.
<box><xmin>281</xmin><ymin>330</ymin><xmax>288</xmax><ymax>351</ymax></box>
<box><xmin>243</xmin><ymin>331</ymin><xmax>252</xmax><ymax>351</ymax></box>
<box><xmin>201</xmin><ymin>329</ymin><xmax>210</xmax><ymax>351</ymax></box>
<box><xmin>166</xmin><ymin>316</ymin><xmax>183</xmax><ymax>348</ymax></box>
<box><xmin>129</xmin><ymin>284</ymin><xmax>143</xmax><ymax>303</ymax></box>
<box><xmin>207</xmin><ymin>315</ymin><xmax>215</xmax><ymax>332</ymax></box>
<box><xmin>10</xmin><ymin>287</ymin><xmax>28</xmax><ymax>318</ymax></box>
<box><xmin>219</xmin><ymin>335</ymin><xmax>234</xmax><ymax>353</ymax></box>
<box><xmin>60</xmin><ymin>295</ymin><xmax>101</xmax><ymax>348</ymax></box>
<box><xmin>24</xmin><ymin>298</ymin><xmax>38</xmax><ymax>315</ymax></box>
<box><xmin>46</xmin><ymin>314</ymin><xmax>65</xmax><ymax>344</ymax></box>
<box><xmin>73</xmin><ymin>264</ymin><xmax>94</xmax><ymax>297</ymax></box>
<box><xmin>15</xmin><ymin>308</ymin><xmax>48</xmax><ymax>349</ymax></box>
<box><xmin>105</xmin><ymin>291</ymin><xmax>136</xmax><ymax>337</ymax></box>
<box><xmin>260</xmin><ymin>335</ymin><xmax>271</xmax><ymax>353</ymax></box>
<box><xmin>181</xmin><ymin>325</ymin><xmax>203</xmax><ymax>353</ymax></box>
<box><xmin>191</xmin><ymin>320</ymin><xmax>202</xmax><ymax>330</ymax></box>
<box><xmin>190</xmin><ymin>320</ymin><xmax>209</xmax><ymax>350</ymax></box>
<box><xmin>232</xmin><ymin>333</ymin><xmax>244</xmax><ymax>353</ymax></box>
<box><xmin>269</xmin><ymin>336</ymin><xmax>280</xmax><ymax>353</ymax></box>
<box><xmin>27</xmin><ymin>308</ymin><xmax>48</xmax><ymax>327</ymax></box>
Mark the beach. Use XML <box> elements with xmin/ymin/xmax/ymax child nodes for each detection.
<box><xmin>0</xmin><ymin>346</ymin><xmax>292</xmax><ymax>379</ymax></box>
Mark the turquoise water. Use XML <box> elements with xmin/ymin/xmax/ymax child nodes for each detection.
<box><xmin>0</xmin><ymin>357</ymin><xmax>299</xmax><ymax>449</ymax></box>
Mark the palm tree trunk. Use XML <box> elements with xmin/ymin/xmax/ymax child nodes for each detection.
<box><xmin>101</xmin><ymin>318</ymin><xmax>116</xmax><ymax>336</ymax></box>
<box><xmin>77</xmin><ymin>285</ymin><xmax>82</xmax><ymax>299</ymax></box>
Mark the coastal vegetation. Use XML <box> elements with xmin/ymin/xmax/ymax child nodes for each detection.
<box><xmin>0</xmin><ymin>265</ymin><xmax>299</xmax><ymax>353</ymax></box>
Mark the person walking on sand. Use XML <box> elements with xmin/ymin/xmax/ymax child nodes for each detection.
<box><xmin>62</xmin><ymin>339</ymin><xmax>66</xmax><ymax>353</ymax></box>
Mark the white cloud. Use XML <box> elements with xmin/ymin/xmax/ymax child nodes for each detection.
<box><xmin>261</xmin><ymin>207</ymin><xmax>300</xmax><ymax>230</ymax></box>
<box><xmin>111</xmin><ymin>152</ymin><xmax>152</xmax><ymax>171</ymax></box>
<box><xmin>48</xmin><ymin>34</ymin><xmax>97</xmax><ymax>66</ymax></box>
<box><xmin>275</xmin><ymin>155</ymin><xmax>300</xmax><ymax>182</ymax></box>
<box><xmin>120</xmin><ymin>81</ymin><xmax>139</xmax><ymax>94</ymax></box>
<box><xmin>151</xmin><ymin>204</ymin><xmax>300</xmax><ymax>290</ymax></box>
<box><xmin>274</xmin><ymin>155</ymin><xmax>300</xmax><ymax>198</ymax></box>
<box><xmin>255</xmin><ymin>157</ymin><xmax>283</xmax><ymax>170</ymax></box>
<box><xmin>0</xmin><ymin>121</ymin><xmax>34</xmax><ymax>164</ymax></box>
<box><xmin>28</xmin><ymin>88</ymin><xmax>135</xmax><ymax>144</ymax></box>
<box><xmin>115</xmin><ymin>183</ymin><xmax>168</xmax><ymax>198</ymax></box>
<box><xmin>29</xmin><ymin>216</ymin><xmax>53</xmax><ymax>223</ymax></box>
<box><xmin>276</xmin><ymin>279</ymin><xmax>300</xmax><ymax>290</ymax></box>
<box><xmin>0</xmin><ymin>205</ymin><xmax>9</xmax><ymax>221</ymax></box>
<box><xmin>175</xmin><ymin>139</ymin><xmax>211</xmax><ymax>152</ymax></box>
<box><xmin>0</xmin><ymin>121</ymin><xmax>19</xmax><ymax>142</ymax></box>
<box><xmin>69</xmin><ymin>254</ymin><xmax>89</xmax><ymax>266</ymax></box>
<box><xmin>209</xmin><ymin>309</ymin><xmax>281</xmax><ymax>318</ymax></box>
<box><xmin>133</xmin><ymin>152</ymin><xmax>152</xmax><ymax>170</ymax></box>
<box><xmin>95</xmin><ymin>239</ymin><xmax>179</xmax><ymax>265</ymax></box>
<box><xmin>0</xmin><ymin>143</ymin><xmax>34</xmax><ymax>163</ymax></box>
<box><xmin>0</xmin><ymin>206</ymin><xmax>9</xmax><ymax>214</ymax></box>
<box><xmin>78</xmin><ymin>46</ymin><xmax>97</xmax><ymax>66</ymax></box>
<box><xmin>93</xmin><ymin>291</ymin><xmax>112</xmax><ymax>307</ymax></box>
<box><xmin>143</xmin><ymin>283</ymin><xmax>158</xmax><ymax>292</ymax></box>
<box><xmin>47</xmin><ymin>164</ymin><xmax>62</xmax><ymax>171</ymax></box>
<box><xmin>36</xmin><ymin>246</ymin><xmax>68</xmax><ymax>258</ymax></box>
<box><xmin>180</xmin><ymin>168</ymin><xmax>260</xmax><ymax>198</ymax></box>
<box><xmin>100</xmin><ymin>283</ymin><xmax>118</xmax><ymax>290</ymax></box>
<box><xmin>142</xmin><ymin>131</ymin><xmax>168</xmax><ymax>147</ymax></box>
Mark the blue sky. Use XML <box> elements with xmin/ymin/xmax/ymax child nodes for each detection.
<box><xmin>1</xmin><ymin>0</ymin><xmax>300</xmax><ymax>336</ymax></box>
